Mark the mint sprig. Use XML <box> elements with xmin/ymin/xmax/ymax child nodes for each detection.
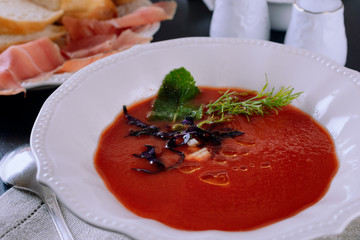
<box><xmin>148</xmin><ymin>67</ymin><xmax>202</xmax><ymax>122</ymax></box>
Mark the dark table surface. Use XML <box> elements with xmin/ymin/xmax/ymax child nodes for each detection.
<box><xmin>1</xmin><ymin>0</ymin><xmax>360</xmax><ymax>195</ymax></box>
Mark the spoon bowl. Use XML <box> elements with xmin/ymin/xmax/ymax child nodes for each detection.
<box><xmin>0</xmin><ymin>145</ymin><xmax>74</xmax><ymax>240</ymax></box>
<box><xmin>1</xmin><ymin>145</ymin><xmax>38</xmax><ymax>191</ymax></box>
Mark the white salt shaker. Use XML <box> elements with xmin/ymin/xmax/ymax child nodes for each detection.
<box><xmin>209</xmin><ymin>0</ymin><xmax>270</xmax><ymax>40</ymax></box>
<box><xmin>284</xmin><ymin>0</ymin><xmax>347</xmax><ymax>65</ymax></box>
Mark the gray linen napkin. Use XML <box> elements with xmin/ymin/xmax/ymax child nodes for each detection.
<box><xmin>0</xmin><ymin>188</ymin><xmax>359</xmax><ymax>240</ymax></box>
<box><xmin>0</xmin><ymin>188</ymin><xmax>131</xmax><ymax>240</ymax></box>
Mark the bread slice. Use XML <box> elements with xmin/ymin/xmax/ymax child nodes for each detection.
<box><xmin>0</xmin><ymin>25</ymin><xmax>66</xmax><ymax>52</ymax></box>
<box><xmin>29</xmin><ymin>0</ymin><xmax>62</xmax><ymax>10</ymax></box>
<box><xmin>0</xmin><ymin>0</ymin><xmax>64</xmax><ymax>35</ymax></box>
<box><xmin>114</xmin><ymin>0</ymin><xmax>135</xmax><ymax>5</ymax></box>
<box><xmin>61</xmin><ymin>0</ymin><xmax>117</xmax><ymax>20</ymax></box>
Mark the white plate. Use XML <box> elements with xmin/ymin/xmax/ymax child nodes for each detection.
<box><xmin>21</xmin><ymin>73</ymin><xmax>72</xmax><ymax>90</ymax></box>
<box><xmin>31</xmin><ymin>37</ymin><xmax>360</xmax><ymax>240</ymax></box>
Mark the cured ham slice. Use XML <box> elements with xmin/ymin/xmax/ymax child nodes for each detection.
<box><xmin>56</xmin><ymin>52</ymin><xmax>114</xmax><ymax>74</ymax></box>
<box><xmin>0</xmin><ymin>37</ymin><xmax>65</xmax><ymax>95</ymax></box>
<box><xmin>108</xmin><ymin>1</ymin><xmax>177</xmax><ymax>30</ymax></box>
<box><xmin>111</xmin><ymin>28</ymin><xmax>152</xmax><ymax>50</ymax></box>
<box><xmin>61</xmin><ymin>21</ymin><xmax>158</xmax><ymax>59</ymax></box>
<box><xmin>0</xmin><ymin>72</ymin><xmax>23</xmax><ymax>95</ymax></box>
<box><xmin>57</xmin><ymin>29</ymin><xmax>152</xmax><ymax>73</ymax></box>
<box><xmin>62</xmin><ymin>34</ymin><xmax>117</xmax><ymax>59</ymax></box>
<box><xmin>63</xmin><ymin>1</ymin><xmax>177</xmax><ymax>40</ymax></box>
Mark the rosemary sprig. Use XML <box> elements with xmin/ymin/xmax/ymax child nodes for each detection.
<box><xmin>198</xmin><ymin>80</ymin><xmax>302</xmax><ymax>127</ymax></box>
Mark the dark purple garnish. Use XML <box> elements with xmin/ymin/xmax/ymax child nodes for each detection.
<box><xmin>132</xmin><ymin>145</ymin><xmax>185</xmax><ymax>174</ymax></box>
<box><xmin>124</xmin><ymin>106</ymin><xmax>245</xmax><ymax>174</ymax></box>
<box><xmin>124</xmin><ymin>105</ymin><xmax>170</xmax><ymax>140</ymax></box>
<box><xmin>123</xmin><ymin>105</ymin><xmax>152</xmax><ymax>129</ymax></box>
<box><xmin>131</xmin><ymin>145</ymin><xmax>165</xmax><ymax>174</ymax></box>
<box><xmin>170</xmin><ymin>117</ymin><xmax>245</xmax><ymax>147</ymax></box>
<box><xmin>181</xmin><ymin>117</ymin><xmax>195</xmax><ymax>125</ymax></box>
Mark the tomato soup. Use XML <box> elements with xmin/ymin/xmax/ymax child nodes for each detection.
<box><xmin>94</xmin><ymin>87</ymin><xmax>338</xmax><ymax>231</ymax></box>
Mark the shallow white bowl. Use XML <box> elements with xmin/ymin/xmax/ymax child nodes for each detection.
<box><xmin>31</xmin><ymin>37</ymin><xmax>360</xmax><ymax>240</ymax></box>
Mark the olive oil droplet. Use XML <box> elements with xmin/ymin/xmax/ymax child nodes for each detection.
<box><xmin>179</xmin><ymin>164</ymin><xmax>201</xmax><ymax>173</ymax></box>
<box><xmin>239</xmin><ymin>165</ymin><xmax>248</xmax><ymax>171</ymax></box>
<box><xmin>260</xmin><ymin>161</ymin><xmax>271</xmax><ymax>169</ymax></box>
<box><xmin>199</xmin><ymin>170</ymin><xmax>230</xmax><ymax>186</ymax></box>
<box><xmin>221</xmin><ymin>149</ymin><xmax>238</xmax><ymax>158</ymax></box>
<box><xmin>236</xmin><ymin>140</ymin><xmax>256</xmax><ymax>147</ymax></box>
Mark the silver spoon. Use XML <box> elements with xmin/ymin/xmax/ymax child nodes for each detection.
<box><xmin>0</xmin><ymin>145</ymin><xmax>74</xmax><ymax>240</ymax></box>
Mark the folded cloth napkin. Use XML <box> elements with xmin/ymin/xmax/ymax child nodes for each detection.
<box><xmin>0</xmin><ymin>188</ymin><xmax>132</xmax><ymax>240</ymax></box>
<box><xmin>0</xmin><ymin>188</ymin><xmax>359</xmax><ymax>240</ymax></box>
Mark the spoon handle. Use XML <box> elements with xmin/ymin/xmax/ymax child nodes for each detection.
<box><xmin>41</xmin><ymin>186</ymin><xmax>74</xmax><ymax>240</ymax></box>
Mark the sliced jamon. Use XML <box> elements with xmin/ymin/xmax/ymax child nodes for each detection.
<box><xmin>112</xmin><ymin>28</ymin><xmax>152</xmax><ymax>51</ymax></box>
<box><xmin>63</xmin><ymin>1</ymin><xmax>177</xmax><ymax>40</ymax></box>
<box><xmin>56</xmin><ymin>52</ymin><xmax>114</xmax><ymax>74</ymax></box>
<box><xmin>0</xmin><ymin>70</ymin><xmax>24</xmax><ymax>95</ymax></box>
<box><xmin>62</xmin><ymin>34</ymin><xmax>117</xmax><ymax>59</ymax></box>
<box><xmin>57</xmin><ymin>29</ymin><xmax>152</xmax><ymax>73</ymax></box>
<box><xmin>108</xmin><ymin>1</ymin><xmax>177</xmax><ymax>29</ymax></box>
<box><xmin>0</xmin><ymin>37</ymin><xmax>65</xmax><ymax>95</ymax></box>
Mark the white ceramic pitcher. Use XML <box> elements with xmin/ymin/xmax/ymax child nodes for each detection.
<box><xmin>284</xmin><ymin>0</ymin><xmax>347</xmax><ymax>65</ymax></box>
<box><xmin>208</xmin><ymin>0</ymin><xmax>271</xmax><ymax>40</ymax></box>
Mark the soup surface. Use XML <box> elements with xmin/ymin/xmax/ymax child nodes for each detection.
<box><xmin>94</xmin><ymin>87</ymin><xmax>338</xmax><ymax>231</ymax></box>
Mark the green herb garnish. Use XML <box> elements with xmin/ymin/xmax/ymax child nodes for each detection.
<box><xmin>198</xmin><ymin>79</ymin><xmax>302</xmax><ymax>127</ymax></box>
<box><xmin>148</xmin><ymin>67</ymin><xmax>202</xmax><ymax>122</ymax></box>
<box><xmin>148</xmin><ymin>67</ymin><xmax>302</xmax><ymax>126</ymax></box>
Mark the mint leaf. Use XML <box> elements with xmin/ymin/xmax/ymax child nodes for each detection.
<box><xmin>148</xmin><ymin>67</ymin><xmax>201</xmax><ymax>122</ymax></box>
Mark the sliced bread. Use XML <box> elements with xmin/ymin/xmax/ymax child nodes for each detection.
<box><xmin>0</xmin><ymin>0</ymin><xmax>64</xmax><ymax>35</ymax></box>
<box><xmin>61</xmin><ymin>0</ymin><xmax>117</xmax><ymax>20</ymax></box>
<box><xmin>29</xmin><ymin>0</ymin><xmax>62</xmax><ymax>10</ymax></box>
<box><xmin>114</xmin><ymin>0</ymin><xmax>136</xmax><ymax>5</ymax></box>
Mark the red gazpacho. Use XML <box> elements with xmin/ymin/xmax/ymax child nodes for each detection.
<box><xmin>94</xmin><ymin>83</ymin><xmax>338</xmax><ymax>231</ymax></box>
